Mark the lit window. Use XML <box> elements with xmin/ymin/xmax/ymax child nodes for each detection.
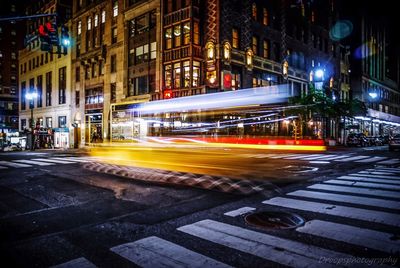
<box><xmin>87</xmin><ymin>17</ymin><xmax>92</xmax><ymax>30</ymax></box>
<box><xmin>94</xmin><ymin>14</ymin><xmax>98</xmax><ymax>27</ymax></box>
<box><xmin>183</xmin><ymin>61</ymin><xmax>190</xmax><ymax>88</ymax></box>
<box><xmin>193</xmin><ymin>21</ymin><xmax>199</xmax><ymax>45</ymax></box>
<box><xmin>113</xmin><ymin>1</ymin><xmax>118</xmax><ymax>17</ymax></box>
<box><xmin>150</xmin><ymin>42</ymin><xmax>156</xmax><ymax>59</ymax></box>
<box><xmin>165</xmin><ymin>28</ymin><xmax>172</xmax><ymax>49</ymax></box>
<box><xmin>183</xmin><ymin>22</ymin><xmax>190</xmax><ymax>45</ymax></box>
<box><xmin>101</xmin><ymin>10</ymin><xmax>106</xmax><ymax>23</ymax></box>
<box><xmin>173</xmin><ymin>63</ymin><xmax>181</xmax><ymax>88</ymax></box>
<box><xmin>174</xmin><ymin>25</ymin><xmax>181</xmax><ymax>47</ymax></box>
<box><xmin>252</xmin><ymin>3</ymin><xmax>257</xmax><ymax>20</ymax></box>
<box><xmin>193</xmin><ymin>61</ymin><xmax>200</xmax><ymax>87</ymax></box>
<box><xmin>263</xmin><ymin>8</ymin><xmax>268</xmax><ymax>25</ymax></box>
<box><xmin>232</xmin><ymin>28</ymin><xmax>239</xmax><ymax>48</ymax></box>
<box><xmin>252</xmin><ymin>36</ymin><xmax>258</xmax><ymax>55</ymax></box>
<box><xmin>165</xmin><ymin>64</ymin><xmax>172</xmax><ymax>89</ymax></box>
<box><xmin>77</xmin><ymin>21</ymin><xmax>81</xmax><ymax>35</ymax></box>
<box><xmin>263</xmin><ymin>40</ymin><xmax>269</xmax><ymax>58</ymax></box>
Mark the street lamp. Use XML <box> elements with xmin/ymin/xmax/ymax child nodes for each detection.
<box><xmin>26</xmin><ymin>91</ymin><xmax>38</xmax><ymax>150</ymax></box>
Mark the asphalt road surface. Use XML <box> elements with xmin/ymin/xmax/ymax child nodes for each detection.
<box><xmin>0</xmin><ymin>145</ymin><xmax>399</xmax><ymax>267</ymax></box>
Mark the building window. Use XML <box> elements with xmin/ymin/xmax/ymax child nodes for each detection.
<box><xmin>85</xmin><ymin>65</ymin><xmax>90</xmax><ymax>79</ymax></box>
<box><xmin>263</xmin><ymin>8</ymin><xmax>268</xmax><ymax>25</ymax></box>
<box><xmin>183</xmin><ymin>22</ymin><xmax>190</xmax><ymax>45</ymax></box>
<box><xmin>311</xmin><ymin>10</ymin><xmax>315</xmax><ymax>23</ymax></box>
<box><xmin>232</xmin><ymin>28</ymin><xmax>239</xmax><ymax>49</ymax></box>
<box><xmin>174</xmin><ymin>25</ymin><xmax>181</xmax><ymax>47</ymax></box>
<box><xmin>165</xmin><ymin>64</ymin><xmax>172</xmax><ymax>89</ymax></box>
<box><xmin>21</xmin><ymin>81</ymin><xmax>26</xmax><ymax>110</ymax></box>
<box><xmin>135</xmin><ymin>44</ymin><xmax>148</xmax><ymax>64</ymax></box>
<box><xmin>58</xmin><ymin>116</ymin><xmax>66</xmax><ymax>128</ymax></box>
<box><xmin>99</xmin><ymin>60</ymin><xmax>104</xmax><ymax>75</ymax></box>
<box><xmin>111</xmin><ymin>83</ymin><xmax>116</xmax><ymax>100</ymax></box>
<box><xmin>87</xmin><ymin>17</ymin><xmax>92</xmax><ymax>31</ymax></box>
<box><xmin>21</xmin><ymin>119</ymin><xmax>26</xmax><ymax>130</ymax></box>
<box><xmin>37</xmin><ymin>75</ymin><xmax>43</xmax><ymax>108</ymax></box>
<box><xmin>94</xmin><ymin>14</ymin><xmax>99</xmax><ymax>27</ymax></box>
<box><xmin>252</xmin><ymin>3</ymin><xmax>257</xmax><ymax>21</ymax></box>
<box><xmin>130</xmin><ymin>76</ymin><xmax>149</xmax><ymax>96</ymax></box>
<box><xmin>183</xmin><ymin>61</ymin><xmax>190</xmax><ymax>87</ymax></box>
<box><xmin>85</xmin><ymin>87</ymin><xmax>103</xmax><ymax>104</ymax></box>
<box><xmin>75</xmin><ymin>91</ymin><xmax>80</xmax><ymax>106</ymax></box>
<box><xmin>252</xmin><ymin>36</ymin><xmax>258</xmax><ymax>55</ymax></box>
<box><xmin>165</xmin><ymin>28</ymin><xmax>172</xmax><ymax>49</ymax></box>
<box><xmin>111</xmin><ymin>55</ymin><xmax>116</xmax><ymax>73</ymax></box>
<box><xmin>150</xmin><ymin>42</ymin><xmax>156</xmax><ymax>59</ymax></box>
<box><xmin>76</xmin><ymin>43</ymin><xmax>81</xmax><ymax>58</ymax></box>
<box><xmin>112</xmin><ymin>27</ymin><xmax>117</xmax><ymax>43</ymax></box>
<box><xmin>263</xmin><ymin>40</ymin><xmax>269</xmax><ymax>58</ymax></box>
<box><xmin>113</xmin><ymin>1</ymin><xmax>118</xmax><ymax>17</ymax></box>
<box><xmin>46</xmin><ymin>117</ymin><xmax>52</xmax><ymax>128</ymax></box>
<box><xmin>101</xmin><ymin>10</ymin><xmax>106</xmax><ymax>23</ymax></box>
<box><xmin>46</xmin><ymin>72</ymin><xmax>52</xmax><ymax>106</ymax></box>
<box><xmin>193</xmin><ymin>61</ymin><xmax>200</xmax><ymax>87</ymax></box>
<box><xmin>11</xmin><ymin>52</ymin><xmax>16</xmax><ymax>60</ymax></box>
<box><xmin>173</xmin><ymin>63</ymin><xmax>181</xmax><ymax>89</ymax></box>
<box><xmin>76</xmin><ymin>67</ymin><xmax>80</xmax><ymax>82</ymax></box>
<box><xmin>58</xmin><ymin>67</ymin><xmax>66</xmax><ymax>104</ymax></box>
<box><xmin>77</xmin><ymin>20</ymin><xmax>82</xmax><ymax>35</ymax></box>
<box><xmin>92</xmin><ymin>62</ymin><xmax>97</xmax><ymax>78</ymax></box>
<box><xmin>193</xmin><ymin>21</ymin><xmax>199</xmax><ymax>45</ymax></box>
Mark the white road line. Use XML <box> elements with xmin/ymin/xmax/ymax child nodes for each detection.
<box><xmin>283</xmin><ymin>154</ymin><xmax>310</xmax><ymax>160</ymax></box>
<box><xmin>359</xmin><ymin>170</ymin><xmax>398</xmax><ymax>176</ymax></box>
<box><xmin>263</xmin><ymin>197</ymin><xmax>400</xmax><ymax>227</ymax></box>
<box><xmin>337</xmin><ymin>176</ymin><xmax>400</xmax><ymax>185</ymax></box>
<box><xmin>335</xmin><ymin>156</ymin><xmax>371</xmax><ymax>162</ymax></box>
<box><xmin>352</xmin><ymin>173</ymin><xmax>400</xmax><ymax>180</ymax></box>
<box><xmin>178</xmin><ymin>219</ymin><xmax>348</xmax><ymax>268</ymax></box>
<box><xmin>31</xmin><ymin>158</ymin><xmax>77</xmax><ymax>164</ymax></box>
<box><xmin>0</xmin><ymin>165</ymin><xmax>8</xmax><ymax>169</ymax></box>
<box><xmin>14</xmin><ymin>159</ymin><xmax>54</xmax><ymax>166</ymax></box>
<box><xmin>110</xmin><ymin>236</ymin><xmax>231</xmax><ymax>268</ymax></box>
<box><xmin>378</xmin><ymin>159</ymin><xmax>400</xmax><ymax>165</ymax></box>
<box><xmin>50</xmin><ymin>257</ymin><xmax>97</xmax><ymax>268</ymax></box>
<box><xmin>52</xmin><ymin>157</ymin><xmax>91</xmax><ymax>162</ymax></box>
<box><xmin>324</xmin><ymin>179</ymin><xmax>400</xmax><ymax>190</ymax></box>
<box><xmin>297</xmin><ymin>155</ymin><xmax>333</xmax><ymax>160</ymax></box>
<box><xmin>370</xmin><ymin>167</ymin><xmax>400</xmax><ymax>173</ymax></box>
<box><xmin>268</xmin><ymin>154</ymin><xmax>300</xmax><ymax>159</ymax></box>
<box><xmin>0</xmin><ymin>161</ymin><xmax>32</xmax><ymax>168</ymax></box>
<box><xmin>224</xmin><ymin>207</ymin><xmax>256</xmax><ymax>217</ymax></box>
<box><xmin>296</xmin><ymin>220</ymin><xmax>400</xmax><ymax>254</ymax></box>
<box><xmin>307</xmin><ymin>184</ymin><xmax>400</xmax><ymax>199</ymax></box>
<box><xmin>314</xmin><ymin>155</ymin><xmax>352</xmax><ymax>161</ymax></box>
<box><xmin>355</xmin><ymin>156</ymin><xmax>387</xmax><ymax>163</ymax></box>
<box><xmin>287</xmin><ymin>190</ymin><xmax>400</xmax><ymax>210</ymax></box>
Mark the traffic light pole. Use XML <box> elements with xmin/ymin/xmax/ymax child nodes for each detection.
<box><xmin>0</xmin><ymin>13</ymin><xmax>57</xmax><ymax>22</ymax></box>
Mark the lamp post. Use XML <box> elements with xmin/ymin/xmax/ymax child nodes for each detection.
<box><xmin>25</xmin><ymin>91</ymin><xmax>38</xmax><ymax>151</ymax></box>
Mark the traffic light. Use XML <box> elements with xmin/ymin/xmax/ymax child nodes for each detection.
<box><xmin>46</xmin><ymin>22</ymin><xmax>59</xmax><ymax>45</ymax></box>
<box><xmin>61</xmin><ymin>26</ymin><xmax>70</xmax><ymax>55</ymax></box>
<box><xmin>38</xmin><ymin>24</ymin><xmax>51</xmax><ymax>52</ymax></box>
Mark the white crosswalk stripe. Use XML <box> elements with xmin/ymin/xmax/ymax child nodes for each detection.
<box><xmin>178</xmin><ymin>219</ymin><xmax>349</xmax><ymax>268</ymax></box>
<box><xmin>287</xmin><ymin>190</ymin><xmax>400</xmax><ymax>210</ymax></box>
<box><xmin>224</xmin><ymin>207</ymin><xmax>256</xmax><ymax>217</ymax></box>
<box><xmin>371</xmin><ymin>167</ymin><xmax>400</xmax><ymax>172</ymax></box>
<box><xmin>337</xmin><ymin>175</ymin><xmax>400</xmax><ymax>185</ymax></box>
<box><xmin>263</xmin><ymin>197</ymin><xmax>400</xmax><ymax>227</ymax></box>
<box><xmin>51</xmin><ymin>157</ymin><xmax>92</xmax><ymax>162</ymax></box>
<box><xmin>352</xmin><ymin>173</ymin><xmax>400</xmax><ymax>180</ymax></box>
<box><xmin>335</xmin><ymin>156</ymin><xmax>371</xmax><ymax>162</ymax></box>
<box><xmin>355</xmin><ymin>156</ymin><xmax>387</xmax><ymax>163</ymax></box>
<box><xmin>0</xmin><ymin>165</ymin><xmax>8</xmax><ymax>169</ymax></box>
<box><xmin>110</xmin><ymin>236</ymin><xmax>231</xmax><ymax>268</ymax></box>
<box><xmin>324</xmin><ymin>179</ymin><xmax>400</xmax><ymax>190</ymax></box>
<box><xmin>30</xmin><ymin>158</ymin><xmax>79</xmax><ymax>164</ymax></box>
<box><xmin>378</xmin><ymin>159</ymin><xmax>400</xmax><ymax>164</ymax></box>
<box><xmin>308</xmin><ymin>183</ymin><xmax>400</xmax><ymax>199</ymax></box>
<box><xmin>50</xmin><ymin>257</ymin><xmax>97</xmax><ymax>268</ymax></box>
<box><xmin>296</xmin><ymin>220</ymin><xmax>400</xmax><ymax>254</ymax></box>
<box><xmin>14</xmin><ymin>159</ymin><xmax>54</xmax><ymax>166</ymax></box>
<box><xmin>0</xmin><ymin>160</ymin><xmax>32</xmax><ymax>168</ymax></box>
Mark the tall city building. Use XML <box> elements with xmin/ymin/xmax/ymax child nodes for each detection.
<box><xmin>0</xmin><ymin>1</ymin><xmax>26</xmax><ymax>145</ymax></box>
<box><xmin>18</xmin><ymin>0</ymin><xmax>73</xmax><ymax>149</ymax></box>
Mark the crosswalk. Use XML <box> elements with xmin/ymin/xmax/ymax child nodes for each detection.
<box><xmin>240</xmin><ymin>153</ymin><xmax>400</xmax><ymax>165</ymax></box>
<box><xmin>53</xmin><ymin>167</ymin><xmax>400</xmax><ymax>267</ymax></box>
<box><xmin>0</xmin><ymin>157</ymin><xmax>93</xmax><ymax>169</ymax></box>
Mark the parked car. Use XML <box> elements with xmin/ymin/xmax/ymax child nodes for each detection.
<box><xmin>346</xmin><ymin>133</ymin><xmax>369</xmax><ymax>147</ymax></box>
<box><xmin>368</xmin><ymin>136</ymin><xmax>383</xmax><ymax>146</ymax></box>
<box><xmin>389</xmin><ymin>134</ymin><xmax>400</xmax><ymax>151</ymax></box>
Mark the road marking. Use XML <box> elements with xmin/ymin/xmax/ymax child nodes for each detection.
<box><xmin>0</xmin><ymin>165</ymin><xmax>8</xmax><ymax>169</ymax></box>
<box><xmin>224</xmin><ymin>207</ymin><xmax>256</xmax><ymax>217</ymax></box>
<box><xmin>52</xmin><ymin>157</ymin><xmax>91</xmax><ymax>162</ymax></box>
<box><xmin>283</xmin><ymin>154</ymin><xmax>314</xmax><ymax>160</ymax></box>
<box><xmin>352</xmin><ymin>173</ymin><xmax>400</xmax><ymax>180</ymax></box>
<box><xmin>0</xmin><ymin>161</ymin><xmax>32</xmax><ymax>168</ymax></box>
<box><xmin>324</xmin><ymin>179</ymin><xmax>400</xmax><ymax>190</ymax></box>
<box><xmin>296</xmin><ymin>220</ymin><xmax>400</xmax><ymax>254</ymax></box>
<box><xmin>31</xmin><ymin>158</ymin><xmax>77</xmax><ymax>164</ymax></box>
<box><xmin>378</xmin><ymin>159</ymin><xmax>400</xmax><ymax>165</ymax></box>
<box><xmin>355</xmin><ymin>156</ymin><xmax>387</xmax><ymax>163</ymax></box>
<box><xmin>178</xmin><ymin>220</ymin><xmax>350</xmax><ymax>268</ymax></box>
<box><xmin>243</xmin><ymin>154</ymin><xmax>277</xmax><ymax>158</ymax></box>
<box><xmin>370</xmin><ymin>167</ymin><xmax>400</xmax><ymax>173</ymax></box>
<box><xmin>337</xmin><ymin>176</ymin><xmax>400</xmax><ymax>185</ymax></box>
<box><xmin>309</xmin><ymin>161</ymin><xmax>330</xmax><ymax>164</ymax></box>
<box><xmin>110</xmin><ymin>236</ymin><xmax>231</xmax><ymax>268</ymax></box>
<box><xmin>262</xmin><ymin>197</ymin><xmax>400</xmax><ymax>227</ymax></box>
<box><xmin>335</xmin><ymin>156</ymin><xmax>371</xmax><ymax>162</ymax></box>
<box><xmin>313</xmin><ymin>155</ymin><xmax>352</xmax><ymax>161</ymax></box>
<box><xmin>50</xmin><ymin>257</ymin><xmax>97</xmax><ymax>268</ymax></box>
<box><xmin>363</xmin><ymin>170</ymin><xmax>398</xmax><ymax>175</ymax></box>
<box><xmin>308</xmin><ymin>183</ymin><xmax>400</xmax><ymax>199</ymax></box>
<box><xmin>14</xmin><ymin>159</ymin><xmax>54</xmax><ymax>166</ymax></box>
<box><xmin>287</xmin><ymin>190</ymin><xmax>400</xmax><ymax>210</ymax></box>
<box><xmin>298</xmin><ymin>155</ymin><xmax>333</xmax><ymax>160</ymax></box>
<box><xmin>268</xmin><ymin>154</ymin><xmax>299</xmax><ymax>159</ymax></box>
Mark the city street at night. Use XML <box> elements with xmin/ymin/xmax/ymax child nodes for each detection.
<box><xmin>0</xmin><ymin>145</ymin><xmax>399</xmax><ymax>267</ymax></box>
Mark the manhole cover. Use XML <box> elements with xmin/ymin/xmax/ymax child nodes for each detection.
<box><xmin>245</xmin><ymin>211</ymin><xmax>305</xmax><ymax>230</ymax></box>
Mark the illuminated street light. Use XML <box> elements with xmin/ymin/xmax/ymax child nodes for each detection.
<box><xmin>26</xmin><ymin>91</ymin><xmax>38</xmax><ymax>150</ymax></box>
<box><xmin>315</xmin><ymin>69</ymin><xmax>324</xmax><ymax>79</ymax></box>
<box><xmin>369</xmin><ymin>92</ymin><xmax>378</xmax><ymax>99</ymax></box>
